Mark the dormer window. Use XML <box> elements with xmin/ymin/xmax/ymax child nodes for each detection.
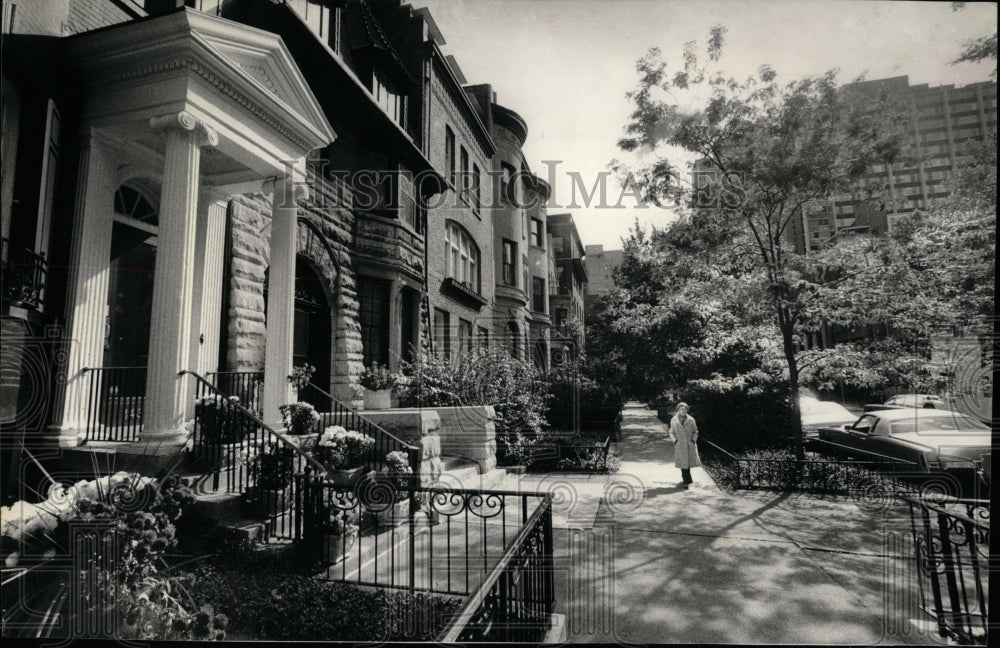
<box><xmin>373</xmin><ymin>68</ymin><xmax>406</xmax><ymax>128</ymax></box>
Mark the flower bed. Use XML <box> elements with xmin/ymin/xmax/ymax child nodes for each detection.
<box><xmin>188</xmin><ymin>546</ymin><xmax>461</xmax><ymax>641</ymax></box>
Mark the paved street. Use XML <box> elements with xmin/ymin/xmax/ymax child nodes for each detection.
<box><xmin>543</xmin><ymin>402</ymin><xmax>941</xmax><ymax>645</ymax></box>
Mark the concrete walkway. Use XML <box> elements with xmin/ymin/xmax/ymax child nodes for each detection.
<box><xmin>545</xmin><ymin>402</ymin><xmax>942</xmax><ymax>645</ymax></box>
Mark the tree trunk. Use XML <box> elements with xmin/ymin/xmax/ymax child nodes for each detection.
<box><xmin>778</xmin><ymin>310</ymin><xmax>805</xmax><ymax>460</ymax></box>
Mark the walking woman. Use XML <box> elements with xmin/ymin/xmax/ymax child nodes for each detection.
<box><xmin>669</xmin><ymin>402</ymin><xmax>701</xmax><ymax>488</ymax></box>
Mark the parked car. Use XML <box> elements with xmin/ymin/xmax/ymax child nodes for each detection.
<box><xmin>817</xmin><ymin>409</ymin><xmax>992</xmax><ymax>492</ymax></box>
<box><xmin>799</xmin><ymin>396</ymin><xmax>858</xmax><ymax>439</ymax></box>
<box><xmin>863</xmin><ymin>393</ymin><xmax>947</xmax><ymax>412</ymax></box>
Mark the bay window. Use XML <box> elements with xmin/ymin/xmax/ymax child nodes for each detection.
<box><xmin>445</xmin><ymin>221</ymin><xmax>481</xmax><ymax>292</ymax></box>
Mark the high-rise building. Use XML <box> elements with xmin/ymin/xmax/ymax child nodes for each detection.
<box><xmin>787</xmin><ymin>75</ymin><xmax>997</xmax><ymax>255</ymax></box>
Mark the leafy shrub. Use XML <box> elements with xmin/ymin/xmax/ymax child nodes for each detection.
<box><xmin>398</xmin><ymin>349</ymin><xmax>549</xmax><ymax>467</ymax></box>
<box><xmin>678</xmin><ymin>370</ymin><xmax>796</xmax><ymax>452</ymax></box>
<box><xmin>359</xmin><ymin>362</ymin><xmax>399</xmax><ymax>391</ymax></box>
<box><xmin>546</xmin><ymin>361</ymin><xmax>624</xmax><ymax>433</ymax></box>
<box><xmin>278</xmin><ymin>401</ymin><xmax>320</xmax><ymax>435</ymax></box>
<box><xmin>188</xmin><ymin>547</ymin><xmax>461</xmax><ymax>641</ymax></box>
<box><xmin>247</xmin><ymin>443</ymin><xmax>295</xmax><ymax>490</ymax></box>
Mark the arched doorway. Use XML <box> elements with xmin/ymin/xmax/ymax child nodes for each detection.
<box><xmin>292</xmin><ymin>256</ymin><xmax>332</xmax><ymax>410</ymax></box>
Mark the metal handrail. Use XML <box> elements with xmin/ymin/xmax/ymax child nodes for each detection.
<box><xmin>437</xmin><ymin>493</ymin><xmax>554</xmax><ymax>642</ymax></box>
<box><xmin>178</xmin><ymin>370</ymin><xmax>327</xmax><ymax>476</ymax></box>
<box><xmin>304</xmin><ymin>381</ymin><xmax>419</xmax><ymax>452</ymax></box>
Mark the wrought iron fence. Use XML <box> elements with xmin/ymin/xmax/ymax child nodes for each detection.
<box><xmin>298</xmin><ymin>476</ymin><xmax>553</xmax><ymax>609</ymax></box>
<box><xmin>82</xmin><ymin>367</ymin><xmax>147</xmax><ymax>442</ymax></box>
<box><xmin>437</xmin><ymin>491</ymin><xmax>555</xmax><ymax>642</ymax></box>
<box><xmin>699</xmin><ymin>436</ymin><xmax>922</xmax><ymax>495</ymax></box>
<box><xmin>205</xmin><ymin>371</ymin><xmax>263</xmax><ymax>415</ymax></box>
<box><xmin>903</xmin><ymin>495</ymin><xmax>989</xmax><ymax>645</ymax></box>
<box><xmin>183</xmin><ymin>370</ymin><xmax>326</xmax><ymax>541</ymax></box>
<box><xmin>1</xmin><ymin>237</ymin><xmax>47</xmax><ymax>311</ymax></box>
<box><xmin>303</xmin><ymin>381</ymin><xmax>421</xmax><ymax>476</ymax></box>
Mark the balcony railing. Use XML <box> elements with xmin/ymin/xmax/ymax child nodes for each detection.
<box><xmin>903</xmin><ymin>495</ymin><xmax>989</xmax><ymax>645</ymax></box>
<box><xmin>1</xmin><ymin>238</ymin><xmax>47</xmax><ymax>312</ymax></box>
<box><xmin>82</xmin><ymin>366</ymin><xmax>147</xmax><ymax>442</ymax></box>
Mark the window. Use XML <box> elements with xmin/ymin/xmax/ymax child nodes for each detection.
<box><xmin>532</xmin><ymin>277</ymin><xmax>546</xmax><ymax>313</ymax></box>
<box><xmin>507</xmin><ymin>322</ymin><xmax>520</xmax><ymax>359</ymax></box>
<box><xmin>460</xmin><ymin>146</ymin><xmax>470</xmax><ymax>198</ymax></box>
<box><xmin>477</xmin><ymin>326</ymin><xmax>490</xmax><ymax>348</ymax></box>
<box><xmin>555</xmin><ymin>308</ymin><xmax>567</xmax><ymax>327</ymax></box>
<box><xmin>445</xmin><ymin>127</ymin><xmax>456</xmax><ymax>188</ymax></box>
<box><xmin>359</xmin><ymin>279</ymin><xmax>391</xmax><ymax>367</ymax></box>
<box><xmin>434</xmin><ymin>308</ymin><xmax>450</xmax><ymax>360</ymax></box>
<box><xmin>502</xmin><ymin>240</ymin><xmax>517</xmax><ymax>286</ymax></box>
<box><xmin>445</xmin><ymin>222</ymin><xmax>480</xmax><ymax>292</ymax></box>
<box><xmin>530</xmin><ymin>218</ymin><xmax>544</xmax><ymax>248</ymax></box>
<box><xmin>472</xmin><ymin>163</ymin><xmax>481</xmax><ymax>214</ymax></box>
<box><xmin>500</xmin><ymin>162</ymin><xmax>515</xmax><ymax>204</ymax></box>
<box><xmin>458</xmin><ymin>318</ymin><xmax>473</xmax><ymax>356</ymax></box>
<box><xmin>522</xmin><ymin>256</ymin><xmax>529</xmax><ymax>296</ymax></box>
<box><xmin>373</xmin><ymin>68</ymin><xmax>405</xmax><ymax>128</ymax></box>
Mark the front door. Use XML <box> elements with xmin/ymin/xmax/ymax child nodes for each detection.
<box><xmin>293</xmin><ymin>257</ymin><xmax>331</xmax><ymax>410</ymax></box>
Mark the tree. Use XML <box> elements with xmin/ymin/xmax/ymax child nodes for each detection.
<box><xmin>616</xmin><ymin>29</ymin><xmax>915</xmax><ymax>458</ymax></box>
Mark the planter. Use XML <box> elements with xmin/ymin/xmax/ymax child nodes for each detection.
<box><xmin>280</xmin><ymin>431</ymin><xmax>318</xmax><ymax>453</ymax></box>
<box><xmin>320</xmin><ymin>527</ymin><xmax>358</xmax><ymax>564</ymax></box>
<box><xmin>363</xmin><ymin>389</ymin><xmax>392</xmax><ymax>410</ymax></box>
<box><xmin>243</xmin><ymin>486</ymin><xmax>291</xmax><ymax>518</ymax></box>
<box><xmin>371</xmin><ymin>498</ymin><xmax>410</xmax><ymax>529</ymax></box>
<box><xmin>327</xmin><ymin>466</ymin><xmax>368</xmax><ymax>488</ymax></box>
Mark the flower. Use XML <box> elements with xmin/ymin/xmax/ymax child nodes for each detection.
<box><xmin>314</xmin><ymin>427</ymin><xmax>375</xmax><ymax>470</ymax></box>
<box><xmin>278</xmin><ymin>401</ymin><xmax>321</xmax><ymax>435</ymax></box>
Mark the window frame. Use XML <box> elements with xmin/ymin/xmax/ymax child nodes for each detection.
<box><xmin>502</xmin><ymin>239</ymin><xmax>517</xmax><ymax>287</ymax></box>
<box><xmin>445</xmin><ymin>221</ymin><xmax>482</xmax><ymax>293</ymax></box>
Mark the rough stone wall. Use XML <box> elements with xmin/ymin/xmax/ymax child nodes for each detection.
<box><xmin>222</xmin><ymin>175</ymin><xmax>364</xmax><ymax>408</ymax></box>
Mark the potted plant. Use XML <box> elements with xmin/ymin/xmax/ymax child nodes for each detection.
<box><xmin>369</xmin><ymin>451</ymin><xmax>413</xmax><ymax>529</ymax></box>
<box><xmin>360</xmin><ymin>363</ymin><xmax>397</xmax><ymax>410</ymax></box>
<box><xmin>192</xmin><ymin>394</ymin><xmax>244</xmax><ymax>469</ymax></box>
<box><xmin>278</xmin><ymin>402</ymin><xmax>321</xmax><ymax>451</ymax></box>
<box><xmin>314</xmin><ymin>426</ymin><xmax>376</xmax><ymax>487</ymax></box>
<box><xmin>244</xmin><ymin>442</ymin><xmax>295</xmax><ymax>517</ymax></box>
<box><xmin>317</xmin><ymin>504</ymin><xmax>360</xmax><ymax>564</ymax></box>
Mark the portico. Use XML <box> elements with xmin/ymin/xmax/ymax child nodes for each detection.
<box><xmin>48</xmin><ymin>9</ymin><xmax>335</xmax><ymax>449</ymax></box>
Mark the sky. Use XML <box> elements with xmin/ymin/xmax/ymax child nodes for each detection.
<box><xmin>411</xmin><ymin>0</ymin><xmax>997</xmax><ymax>251</ymax></box>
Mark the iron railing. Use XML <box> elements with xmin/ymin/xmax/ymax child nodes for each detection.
<box><xmin>301</xmin><ymin>381</ymin><xmax>421</xmax><ymax>476</ymax></box>
<box><xmin>205</xmin><ymin>371</ymin><xmax>263</xmax><ymax>416</ymax></box>
<box><xmin>1</xmin><ymin>237</ymin><xmax>47</xmax><ymax>311</ymax></box>
<box><xmin>904</xmin><ymin>495</ymin><xmax>989</xmax><ymax>645</ymax></box>
<box><xmin>699</xmin><ymin>436</ymin><xmax>922</xmax><ymax>495</ymax></box>
<box><xmin>299</xmin><ymin>476</ymin><xmax>553</xmax><ymax>607</ymax></box>
<box><xmin>183</xmin><ymin>370</ymin><xmax>326</xmax><ymax>541</ymax></box>
<box><xmin>437</xmin><ymin>492</ymin><xmax>555</xmax><ymax>642</ymax></box>
<box><xmin>81</xmin><ymin>367</ymin><xmax>147</xmax><ymax>442</ymax></box>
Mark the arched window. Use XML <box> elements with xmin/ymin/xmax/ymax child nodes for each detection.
<box><xmin>444</xmin><ymin>221</ymin><xmax>480</xmax><ymax>293</ymax></box>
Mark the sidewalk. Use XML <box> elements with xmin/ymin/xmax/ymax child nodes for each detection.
<box><xmin>548</xmin><ymin>402</ymin><xmax>938</xmax><ymax>645</ymax></box>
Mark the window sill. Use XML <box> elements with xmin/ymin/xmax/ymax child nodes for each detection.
<box><xmin>441</xmin><ymin>277</ymin><xmax>488</xmax><ymax>309</ymax></box>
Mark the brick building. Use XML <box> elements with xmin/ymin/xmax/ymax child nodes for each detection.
<box><xmin>547</xmin><ymin>213</ymin><xmax>587</xmax><ymax>360</ymax></box>
<box><xmin>0</xmin><ymin>0</ymin><xmax>572</xmax><ymax>468</ymax></box>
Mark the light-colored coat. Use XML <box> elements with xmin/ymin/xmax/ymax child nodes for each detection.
<box><xmin>669</xmin><ymin>414</ymin><xmax>702</xmax><ymax>469</ymax></box>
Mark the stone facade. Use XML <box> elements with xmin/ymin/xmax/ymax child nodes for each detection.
<box><xmin>223</xmin><ymin>176</ymin><xmax>364</xmax><ymax>407</ymax></box>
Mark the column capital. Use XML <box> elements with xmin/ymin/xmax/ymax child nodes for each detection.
<box><xmin>149</xmin><ymin>111</ymin><xmax>218</xmax><ymax>148</ymax></box>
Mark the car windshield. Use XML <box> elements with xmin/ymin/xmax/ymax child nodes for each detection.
<box><xmin>889</xmin><ymin>415</ymin><xmax>989</xmax><ymax>435</ymax></box>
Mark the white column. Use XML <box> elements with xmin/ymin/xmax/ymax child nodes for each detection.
<box><xmin>260</xmin><ymin>175</ymin><xmax>304</xmax><ymax>428</ymax></box>
<box><xmin>46</xmin><ymin>131</ymin><xmax>116</xmax><ymax>447</ymax></box>
<box><xmin>135</xmin><ymin>112</ymin><xmax>217</xmax><ymax>447</ymax></box>
<box><xmin>189</xmin><ymin>197</ymin><xmax>228</xmax><ymax>386</ymax></box>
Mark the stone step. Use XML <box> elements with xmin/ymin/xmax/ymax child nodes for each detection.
<box><xmin>189</xmin><ymin>490</ymin><xmax>246</xmax><ymax>522</ymax></box>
